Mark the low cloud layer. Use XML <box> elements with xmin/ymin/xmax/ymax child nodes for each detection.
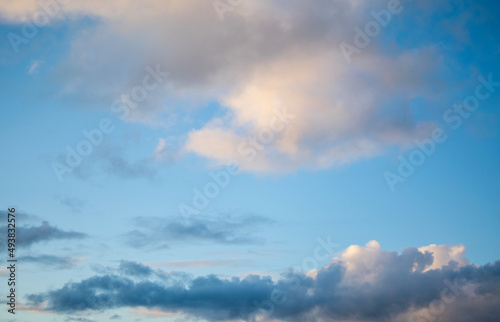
<box><xmin>27</xmin><ymin>241</ymin><xmax>500</xmax><ymax>321</ymax></box>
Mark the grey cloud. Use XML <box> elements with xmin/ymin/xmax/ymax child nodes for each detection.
<box><xmin>0</xmin><ymin>209</ymin><xmax>42</xmax><ymax>224</ymax></box>
<box><xmin>0</xmin><ymin>221</ymin><xmax>87</xmax><ymax>248</ymax></box>
<box><xmin>18</xmin><ymin>255</ymin><xmax>82</xmax><ymax>269</ymax></box>
<box><xmin>123</xmin><ymin>214</ymin><xmax>273</xmax><ymax>248</ymax></box>
<box><xmin>95</xmin><ymin>144</ymin><xmax>157</xmax><ymax>180</ymax></box>
<box><xmin>46</xmin><ymin>0</ymin><xmax>383</xmax><ymax>109</ymax></box>
<box><xmin>95</xmin><ymin>260</ymin><xmax>193</xmax><ymax>286</ymax></box>
<box><xmin>65</xmin><ymin>317</ymin><xmax>95</xmax><ymax>322</ymax></box>
<box><xmin>101</xmin><ymin>155</ymin><xmax>156</xmax><ymax>180</ymax></box>
<box><xmin>26</xmin><ymin>247</ymin><xmax>500</xmax><ymax>322</ymax></box>
<box><xmin>60</xmin><ymin>143</ymin><xmax>158</xmax><ymax>181</ymax></box>
<box><xmin>119</xmin><ymin>260</ymin><xmax>154</xmax><ymax>277</ymax></box>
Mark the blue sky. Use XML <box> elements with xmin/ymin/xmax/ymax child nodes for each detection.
<box><xmin>1</xmin><ymin>1</ymin><xmax>500</xmax><ymax>321</ymax></box>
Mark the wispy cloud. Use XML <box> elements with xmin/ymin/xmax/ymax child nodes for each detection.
<box><xmin>55</xmin><ymin>195</ymin><xmax>87</xmax><ymax>214</ymax></box>
<box><xmin>65</xmin><ymin>317</ymin><xmax>95</xmax><ymax>322</ymax></box>
<box><xmin>123</xmin><ymin>213</ymin><xmax>274</xmax><ymax>248</ymax></box>
<box><xmin>0</xmin><ymin>221</ymin><xmax>88</xmax><ymax>248</ymax></box>
<box><xmin>27</xmin><ymin>60</ymin><xmax>42</xmax><ymax>74</ymax></box>
<box><xmin>145</xmin><ymin>259</ymin><xmax>253</xmax><ymax>269</ymax></box>
<box><xmin>55</xmin><ymin>143</ymin><xmax>159</xmax><ymax>181</ymax></box>
<box><xmin>18</xmin><ymin>255</ymin><xmax>86</xmax><ymax>269</ymax></box>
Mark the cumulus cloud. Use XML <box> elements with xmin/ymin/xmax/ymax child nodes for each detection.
<box><xmin>418</xmin><ymin>243</ymin><xmax>470</xmax><ymax>271</ymax></box>
<box><xmin>185</xmin><ymin>46</ymin><xmax>439</xmax><ymax>171</ymax></box>
<box><xmin>27</xmin><ymin>241</ymin><xmax>500</xmax><ymax>322</ymax></box>
<box><xmin>2</xmin><ymin>0</ymin><xmax>480</xmax><ymax>171</ymax></box>
<box><xmin>0</xmin><ymin>221</ymin><xmax>87</xmax><ymax>248</ymax></box>
<box><xmin>123</xmin><ymin>213</ymin><xmax>273</xmax><ymax>248</ymax></box>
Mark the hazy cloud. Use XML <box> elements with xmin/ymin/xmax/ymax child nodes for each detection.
<box><xmin>123</xmin><ymin>213</ymin><xmax>273</xmax><ymax>248</ymax></box>
<box><xmin>18</xmin><ymin>255</ymin><xmax>85</xmax><ymax>269</ymax></box>
<box><xmin>60</xmin><ymin>143</ymin><xmax>158</xmax><ymax>181</ymax></box>
<box><xmin>65</xmin><ymin>317</ymin><xmax>95</xmax><ymax>322</ymax></box>
<box><xmin>56</xmin><ymin>195</ymin><xmax>87</xmax><ymax>214</ymax></box>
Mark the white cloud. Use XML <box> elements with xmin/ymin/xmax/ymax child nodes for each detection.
<box><xmin>312</xmin><ymin>240</ymin><xmax>470</xmax><ymax>285</ymax></box>
<box><xmin>185</xmin><ymin>47</ymin><xmax>440</xmax><ymax>171</ymax></box>
<box><xmin>3</xmin><ymin>0</ymin><xmax>465</xmax><ymax>172</ymax></box>
<box><xmin>27</xmin><ymin>60</ymin><xmax>41</xmax><ymax>74</ymax></box>
<box><xmin>153</xmin><ymin>138</ymin><xmax>168</xmax><ymax>160</ymax></box>
<box><xmin>418</xmin><ymin>243</ymin><xmax>469</xmax><ymax>271</ymax></box>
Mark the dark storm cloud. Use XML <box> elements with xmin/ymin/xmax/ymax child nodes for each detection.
<box><xmin>27</xmin><ymin>246</ymin><xmax>500</xmax><ymax>322</ymax></box>
<box><xmin>123</xmin><ymin>214</ymin><xmax>273</xmax><ymax>248</ymax></box>
<box><xmin>0</xmin><ymin>221</ymin><xmax>87</xmax><ymax>248</ymax></box>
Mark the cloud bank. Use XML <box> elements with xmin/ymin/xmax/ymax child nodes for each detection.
<box><xmin>27</xmin><ymin>241</ymin><xmax>500</xmax><ymax>321</ymax></box>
